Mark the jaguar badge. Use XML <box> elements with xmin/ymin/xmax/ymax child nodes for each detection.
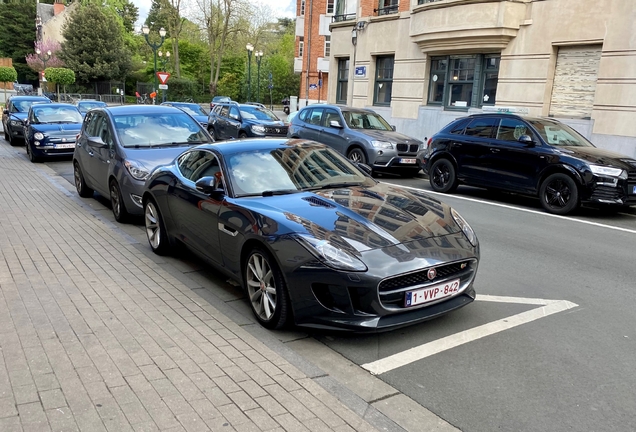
<box><xmin>427</xmin><ymin>268</ymin><xmax>437</xmax><ymax>280</ymax></box>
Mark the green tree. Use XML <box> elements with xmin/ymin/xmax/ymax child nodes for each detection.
<box><xmin>60</xmin><ymin>4</ymin><xmax>132</xmax><ymax>84</ymax></box>
<box><xmin>0</xmin><ymin>66</ymin><xmax>18</xmax><ymax>103</ymax></box>
<box><xmin>45</xmin><ymin>67</ymin><xmax>75</xmax><ymax>101</ymax></box>
<box><xmin>0</xmin><ymin>1</ymin><xmax>38</xmax><ymax>83</ymax></box>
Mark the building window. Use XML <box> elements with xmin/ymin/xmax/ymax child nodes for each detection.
<box><xmin>327</xmin><ymin>0</ymin><xmax>335</xmax><ymax>14</ymax></box>
<box><xmin>324</xmin><ymin>36</ymin><xmax>331</xmax><ymax>57</ymax></box>
<box><xmin>300</xmin><ymin>0</ymin><xmax>305</xmax><ymax>16</ymax></box>
<box><xmin>298</xmin><ymin>38</ymin><xmax>304</xmax><ymax>57</ymax></box>
<box><xmin>374</xmin><ymin>55</ymin><xmax>394</xmax><ymax>106</ymax></box>
<box><xmin>337</xmin><ymin>58</ymin><xmax>349</xmax><ymax>104</ymax></box>
<box><xmin>377</xmin><ymin>0</ymin><xmax>398</xmax><ymax>16</ymax></box>
<box><xmin>428</xmin><ymin>54</ymin><xmax>500</xmax><ymax>109</ymax></box>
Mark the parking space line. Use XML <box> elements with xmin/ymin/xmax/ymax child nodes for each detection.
<box><xmin>362</xmin><ymin>296</ymin><xmax>579</xmax><ymax>375</ymax></box>
<box><xmin>384</xmin><ymin>182</ymin><xmax>636</xmax><ymax>235</ymax></box>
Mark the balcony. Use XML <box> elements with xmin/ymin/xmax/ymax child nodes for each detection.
<box><xmin>317</xmin><ymin>57</ymin><xmax>330</xmax><ymax>73</ymax></box>
<box><xmin>294</xmin><ymin>57</ymin><xmax>303</xmax><ymax>73</ymax></box>
<box><xmin>332</xmin><ymin>13</ymin><xmax>356</xmax><ymax>23</ymax></box>
<box><xmin>410</xmin><ymin>0</ymin><xmax>529</xmax><ymax>54</ymax></box>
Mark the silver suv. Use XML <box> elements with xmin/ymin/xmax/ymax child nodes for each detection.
<box><xmin>287</xmin><ymin>104</ymin><xmax>424</xmax><ymax>176</ymax></box>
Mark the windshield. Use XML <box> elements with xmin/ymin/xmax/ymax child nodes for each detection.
<box><xmin>239</xmin><ymin>106</ymin><xmax>280</xmax><ymax>121</ymax></box>
<box><xmin>226</xmin><ymin>145</ymin><xmax>370</xmax><ymax>197</ymax></box>
<box><xmin>11</xmin><ymin>100</ymin><xmax>49</xmax><ymax>113</ymax></box>
<box><xmin>176</xmin><ymin>104</ymin><xmax>207</xmax><ymax>117</ymax></box>
<box><xmin>77</xmin><ymin>102</ymin><xmax>107</xmax><ymax>113</ymax></box>
<box><xmin>113</xmin><ymin>112</ymin><xmax>212</xmax><ymax>148</ymax></box>
<box><xmin>342</xmin><ymin>111</ymin><xmax>392</xmax><ymax>131</ymax></box>
<box><xmin>32</xmin><ymin>106</ymin><xmax>83</xmax><ymax>124</ymax></box>
<box><xmin>528</xmin><ymin>120</ymin><xmax>594</xmax><ymax>147</ymax></box>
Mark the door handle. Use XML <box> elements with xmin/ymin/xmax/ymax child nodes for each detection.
<box><xmin>218</xmin><ymin>223</ymin><xmax>238</xmax><ymax>237</ymax></box>
<box><xmin>452</xmin><ymin>142</ymin><xmax>462</xmax><ymax>147</ymax></box>
<box><xmin>88</xmin><ymin>150</ymin><xmax>94</xmax><ymax>157</ymax></box>
<box><xmin>490</xmin><ymin>148</ymin><xmax>500</xmax><ymax>153</ymax></box>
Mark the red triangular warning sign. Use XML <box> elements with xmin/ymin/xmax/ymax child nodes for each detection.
<box><xmin>157</xmin><ymin>72</ymin><xmax>171</xmax><ymax>85</ymax></box>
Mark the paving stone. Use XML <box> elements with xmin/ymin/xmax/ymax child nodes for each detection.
<box><xmin>0</xmin><ymin>397</ymin><xmax>18</xmax><ymax>418</ymax></box>
<box><xmin>39</xmin><ymin>388</ymin><xmax>67</xmax><ymax>410</ymax></box>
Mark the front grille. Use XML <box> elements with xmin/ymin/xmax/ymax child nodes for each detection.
<box><xmin>628</xmin><ymin>170</ymin><xmax>636</xmax><ymax>182</ymax></box>
<box><xmin>591</xmin><ymin>185</ymin><xmax>622</xmax><ymax>201</ymax></box>
<box><xmin>264</xmin><ymin>126</ymin><xmax>288</xmax><ymax>136</ymax></box>
<box><xmin>396</xmin><ymin>143</ymin><xmax>419</xmax><ymax>153</ymax></box>
<box><xmin>378</xmin><ymin>261</ymin><xmax>468</xmax><ymax>293</ymax></box>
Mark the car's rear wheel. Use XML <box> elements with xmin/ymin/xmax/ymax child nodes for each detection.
<box><xmin>244</xmin><ymin>247</ymin><xmax>291</xmax><ymax>330</ymax></box>
<box><xmin>109</xmin><ymin>180</ymin><xmax>130</xmax><ymax>223</ymax></box>
<box><xmin>429</xmin><ymin>158</ymin><xmax>458</xmax><ymax>193</ymax></box>
<box><xmin>144</xmin><ymin>199</ymin><xmax>170</xmax><ymax>255</ymax></box>
<box><xmin>347</xmin><ymin>147</ymin><xmax>367</xmax><ymax>164</ymax></box>
<box><xmin>26</xmin><ymin>142</ymin><xmax>40</xmax><ymax>163</ymax></box>
<box><xmin>539</xmin><ymin>173</ymin><xmax>579</xmax><ymax>215</ymax></box>
<box><xmin>74</xmin><ymin>162</ymin><xmax>94</xmax><ymax>198</ymax></box>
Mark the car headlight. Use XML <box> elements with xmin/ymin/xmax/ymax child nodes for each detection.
<box><xmin>371</xmin><ymin>140</ymin><xmax>394</xmax><ymax>149</ymax></box>
<box><xmin>124</xmin><ymin>160</ymin><xmax>150</xmax><ymax>181</ymax></box>
<box><xmin>451</xmin><ymin>208</ymin><xmax>477</xmax><ymax>247</ymax></box>
<box><xmin>252</xmin><ymin>125</ymin><xmax>266</xmax><ymax>134</ymax></box>
<box><xmin>34</xmin><ymin>132</ymin><xmax>45</xmax><ymax>140</ymax></box>
<box><xmin>10</xmin><ymin>120</ymin><xmax>22</xmax><ymax>126</ymax></box>
<box><xmin>418</xmin><ymin>142</ymin><xmax>426</xmax><ymax>151</ymax></box>
<box><xmin>295</xmin><ymin>234</ymin><xmax>367</xmax><ymax>272</ymax></box>
<box><xmin>589</xmin><ymin>164</ymin><xmax>627</xmax><ymax>179</ymax></box>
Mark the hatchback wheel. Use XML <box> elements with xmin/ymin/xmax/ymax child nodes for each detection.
<box><xmin>347</xmin><ymin>147</ymin><xmax>367</xmax><ymax>164</ymax></box>
<box><xmin>539</xmin><ymin>173</ymin><xmax>579</xmax><ymax>215</ymax></box>
<box><xmin>144</xmin><ymin>199</ymin><xmax>169</xmax><ymax>255</ymax></box>
<box><xmin>109</xmin><ymin>180</ymin><xmax>129</xmax><ymax>223</ymax></box>
<box><xmin>244</xmin><ymin>247</ymin><xmax>290</xmax><ymax>329</ymax></box>
<box><xmin>26</xmin><ymin>142</ymin><xmax>40</xmax><ymax>163</ymax></box>
<box><xmin>74</xmin><ymin>162</ymin><xmax>94</xmax><ymax>198</ymax></box>
<box><xmin>208</xmin><ymin>127</ymin><xmax>218</xmax><ymax>141</ymax></box>
<box><xmin>429</xmin><ymin>158</ymin><xmax>458</xmax><ymax>193</ymax></box>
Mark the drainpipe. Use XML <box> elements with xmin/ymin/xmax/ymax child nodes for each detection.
<box><xmin>305</xmin><ymin>0</ymin><xmax>313</xmax><ymax>107</ymax></box>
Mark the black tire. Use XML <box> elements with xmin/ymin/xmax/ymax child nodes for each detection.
<box><xmin>144</xmin><ymin>199</ymin><xmax>170</xmax><ymax>255</ymax></box>
<box><xmin>347</xmin><ymin>147</ymin><xmax>367</xmax><ymax>164</ymax></box>
<box><xmin>208</xmin><ymin>127</ymin><xmax>218</xmax><ymax>141</ymax></box>
<box><xmin>74</xmin><ymin>162</ymin><xmax>93</xmax><ymax>198</ymax></box>
<box><xmin>239</xmin><ymin>132</ymin><xmax>248</xmax><ymax>139</ymax></box>
<box><xmin>429</xmin><ymin>158</ymin><xmax>458</xmax><ymax>193</ymax></box>
<box><xmin>7</xmin><ymin>128</ymin><xmax>16</xmax><ymax>146</ymax></box>
<box><xmin>26</xmin><ymin>142</ymin><xmax>40</xmax><ymax>163</ymax></box>
<box><xmin>539</xmin><ymin>173</ymin><xmax>579</xmax><ymax>215</ymax></box>
<box><xmin>244</xmin><ymin>247</ymin><xmax>291</xmax><ymax>330</ymax></box>
<box><xmin>109</xmin><ymin>180</ymin><xmax>130</xmax><ymax>223</ymax></box>
<box><xmin>3</xmin><ymin>128</ymin><xmax>8</xmax><ymax>142</ymax></box>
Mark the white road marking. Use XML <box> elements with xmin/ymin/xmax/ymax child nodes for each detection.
<box><xmin>361</xmin><ymin>295</ymin><xmax>579</xmax><ymax>375</ymax></box>
<box><xmin>384</xmin><ymin>182</ymin><xmax>636</xmax><ymax>235</ymax></box>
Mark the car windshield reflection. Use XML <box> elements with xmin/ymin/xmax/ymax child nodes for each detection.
<box><xmin>113</xmin><ymin>113</ymin><xmax>212</xmax><ymax>147</ymax></box>
<box><xmin>226</xmin><ymin>146</ymin><xmax>370</xmax><ymax>197</ymax></box>
<box><xmin>239</xmin><ymin>106</ymin><xmax>280</xmax><ymax>121</ymax></box>
<box><xmin>33</xmin><ymin>106</ymin><xmax>83</xmax><ymax>123</ymax></box>
<box><xmin>528</xmin><ymin>120</ymin><xmax>593</xmax><ymax>147</ymax></box>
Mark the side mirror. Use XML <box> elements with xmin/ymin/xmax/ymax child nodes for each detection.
<box><xmin>329</xmin><ymin>120</ymin><xmax>343</xmax><ymax>128</ymax></box>
<box><xmin>87</xmin><ymin>136</ymin><xmax>108</xmax><ymax>148</ymax></box>
<box><xmin>355</xmin><ymin>162</ymin><xmax>373</xmax><ymax>177</ymax></box>
<box><xmin>518</xmin><ymin>135</ymin><xmax>535</xmax><ymax>146</ymax></box>
<box><xmin>391</xmin><ymin>125</ymin><xmax>396</xmax><ymax>131</ymax></box>
<box><xmin>195</xmin><ymin>174</ymin><xmax>224</xmax><ymax>196</ymax></box>
<box><xmin>230</xmin><ymin>114</ymin><xmax>240</xmax><ymax>121</ymax></box>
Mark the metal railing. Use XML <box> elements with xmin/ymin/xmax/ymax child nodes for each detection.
<box><xmin>417</xmin><ymin>0</ymin><xmax>444</xmax><ymax>4</ymax></box>
<box><xmin>332</xmin><ymin>13</ymin><xmax>356</xmax><ymax>22</ymax></box>
<box><xmin>374</xmin><ymin>4</ymin><xmax>399</xmax><ymax>16</ymax></box>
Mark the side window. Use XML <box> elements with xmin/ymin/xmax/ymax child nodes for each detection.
<box><xmin>308</xmin><ymin>108</ymin><xmax>324</xmax><ymax>125</ymax></box>
<box><xmin>85</xmin><ymin>113</ymin><xmax>101</xmax><ymax>137</ymax></box>
<box><xmin>219</xmin><ymin>106</ymin><xmax>229</xmax><ymax>117</ymax></box>
<box><xmin>496</xmin><ymin>118</ymin><xmax>531</xmax><ymax>142</ymax></box>
<box><xmin>178</xmin><ymin>151</ymin><xmax>221</xmax><ymax>183</ymax></box>
<box><xmin>464</xmin><ymin>118</ymin><xmax>498</xmax><ymax>138</ymax></box>
<box><xmin>298</xmin><ymin>109</ymin><xmax>309</xmax><ymax>122</ymax></box>
<box><xmin>449</xmin><ymin>118</ymin><xmax>470</xmax><ymax>134</ymax></box>
<box><xmin>322</xmin><ymin>109</ymin><xmax>341</xmax><ymax>127</ymax></box>
<box><xmin>229</xmin><ymin>106</ymin><xmax>240</xmax><ymax>120</ymax></box>
<box><xmin>95</xmin><ymin>115</ymin><xmax>114</xmax><ymax>148</ymax></box>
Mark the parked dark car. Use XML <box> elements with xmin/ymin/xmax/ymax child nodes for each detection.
<box><xmin>2</xmin><ymin>96</ymin><xmax>52</xmax><ymax>145</ymax></box>
<box><xmin>73</xmin><ymin>105</ymin><xmax>213</xmax><ymax>222</ymax></box>
<box><xmin>207</xmin><ymin>102</ymin><xmax>287</xmax><ymax>141</ymax></box>
<box><xmin>422</xmin><ymin>113</ymin><xmax>636</xmax><ymax>214</ymax></box>
<box><xmin>142</xmin><ymin>139</ymin><xmax>480</xmax><ymax>331</ymax></box>
<box><xmin>75</xmin><ymin>100</ymin><xmax>107</xmax><ymax>117</ymax></box>
<box><xmin>161</xmin><ymin>102</ymin><xmax>209</xmax><ymax>130</ymax></box>
<box><xmin>209</xmin><ymin>95</ymin><xmax>231</xmax><ymax>110</ymax></box>
<box><xmin>24</xmin><ymin>103</ymin><xmax>83</xmax><ymax>162</ymax></box>
<box><xmin>288</xmin><ymin>104</ymin><xmax>424</xmax><ymax>177</ymax></box>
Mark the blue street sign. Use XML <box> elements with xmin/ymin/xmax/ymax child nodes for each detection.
<box><xmin>318</xmin><ymin>79</ymin><xmax>323</xmax><ymax>88</ymax></box>
<box><xmin>355</xmin><ymin>66</ymin><xmax>366</xmax><ymax>77</ymax></box>
<box><xmin>309</xmin><ymin>84</ymin><xmax>318</xmax><ymax>90</ymax></box>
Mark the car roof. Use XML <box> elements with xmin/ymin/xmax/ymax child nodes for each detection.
<box><xmin>96</xmin><ymin>105</ymin><xmax>184</xmax><ymax>115</ymax></box>
<box><xmin>8</xmin><ymin>96</ymin><xmax>51</xmax><ymax>101</ymax></box>
<box><xmin>31</xmin><ymin>103</ymin><xmax>79</xmax><ymax>109</ymax></box>
<box><xmin>194</xmin><ymin>138</ymin><xmax>324</xmax><ymax>156</ymax></box>
<box><xmin>298</xmin><ymin>103</ymin><xmax>374</xmax><ymax>114</ymax></box>
<box><xmin>467</xmin><ymin>112</ymin><xmax>559</xmax><ymax>124</ymax></box>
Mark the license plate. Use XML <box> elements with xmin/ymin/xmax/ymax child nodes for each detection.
<box><xmin>405</xmin><ymin>279</ymin><xmax>460</xmax><ymax>307</ymax></box>
<box><xmin>400</xmin><ymin>158</ymin><xmax>417</xmax><ymax>164</ymax></box>
<box><xmin>55</xmin><ymin>143</ymin><xmax>75</xmax><ymax>149</ymax></box>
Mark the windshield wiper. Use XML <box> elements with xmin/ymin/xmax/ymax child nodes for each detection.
<box><xmin>262</xmin><ymin>189</ymin><xmax>301</xmax><ymax>197</ymax></box>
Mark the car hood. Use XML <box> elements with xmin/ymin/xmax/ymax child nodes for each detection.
<box><xmin>559</xmin><ymin>146</ymin><xmax>636</xmax><ymax>170</ymax></box>
<box><xmin>238</xmin><ymin>182</ymin><xmax>462</xmax><ymax>252</ymax></box>
<box><xmin>245</xmin><ymin>119</ymin><xmax>286</xmax><ymax>127</ymax></box>
<box><xmin>9</xmin><ymin>113</ymin><xmax>28</xmax><ymax>122</ymax></box>
<box><xmin>193</xmin><ymin>115</ymin><xmax>208</xmax><ymax>124</ymax></box>
<box><xmin>354</xmin><ymin>129</ymin><xmax>423</xmax><ymax>144</ymax></box>
<box><xmin>32</xmin><ymin>123</ymin><xmax>82</xmax><ymax>135</ymax></box>
<box><xmin>122</xmin><ymin>146</ymin><xmax>196</xmax><ymax>170</ymax></box>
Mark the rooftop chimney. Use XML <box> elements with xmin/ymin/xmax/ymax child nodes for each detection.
<box><xmin>54</xmin><ymin>0</ymin><xmax>65</xmax><ymax>16</ymax></box>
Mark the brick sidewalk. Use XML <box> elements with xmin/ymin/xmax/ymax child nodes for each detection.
<box><xmin>0</xmin><ymin>143</ymin><xmax>380</xmax><ymax>431</ymax></box>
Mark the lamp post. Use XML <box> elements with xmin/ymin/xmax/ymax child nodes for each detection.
<box><xmin>348</xmin><ymin>27</ymin><xmax>357</xmax><ymax>106</ymax></box>
<box><xmin>246</xmin><ymin>43</ymin><xmax>254</xmax><ymax>101</ymax></box>
<box><xmin>255</xmin><ymin>51</ymin><xmax>263</xmax><ymax>103</ymax></box>
<box><xmin>158</xmin><ymin>50</ymin><xmax>170</xmax><ymax>102</ymax></box>
<box><xmin>36</xmin><ymin>48</ymin><xmax>51</xmax><ymax>94</ymax></box>
<box><xmin>142</xmin><ymin>25</ymin><xmax>166</xmax><ymax>104</ymax></box>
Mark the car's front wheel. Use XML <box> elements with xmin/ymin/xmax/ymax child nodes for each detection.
<box><xmin>347</xmin><ymin>147</ymin><xmax>367</xmax><ymax>164</ymax></box>
<box><xmin>208</xmin><ymin>127</ymin><xmax>218</xmax><ymax>141</ymax></box>
<box><xmin>109</xmin><ymin>180</ymin><xmax>130</xmax><ymax>223</ymax></box>
<box><xmin>244</xmin><ymin>247</ymin><xmax>291</xmax><ymax>329</ymax></box>
<box><xmin>74</xmin><ymin>162</ymin><xmax>94</xmax><ymax>198</ymax></box>
<box><xmin>429</xmin><ymin>158</ymin><xmax>458</xmax><ymax>193</ymax></box>
<box><xmin>144</xmin><ymin>199</ymin><xmax>170</xmax><ymax>255</ymax></box>
<box><xmin>539</xmin><ymin>173</ymin><xmax>579</xmax><ymax>215</ymax></box>
<box><xmin>239</xmin><ymin>132</ymin><xmax>248</xmax><ymax>139</ymax></box>
<box><xmin>26</xmin><ymin>142</ymin><xmax>40</xmax><ymax>163</ymax></box>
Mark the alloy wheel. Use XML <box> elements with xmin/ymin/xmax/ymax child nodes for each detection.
<box><xmin>246</xmin><ymin>253</ymin><xmax>277</xmax><ymax>322</ymax></box>
<box><xmin>348</xmin><ymin>148</ymin><xmax>366</xmax><ymax>164</ymax></box>
<box><xmin>74</xmin><ymin>165</ymin><xmax>82</xmax><ymax>192</ymax></box>
<box><xmin>145</xmin><ymin>202</ymin><xmax>161</xmax><ymax>250</ymax></box>
<box><xmin>544</xmin><ymin>179</ymin><xmax>572</xmax><ymax>209</ymax></box>
<box><xmin>110</xmin><ymin>183</ymin><xmax>121</xmax><ymax>218</ymax></box>
<box><xmin>432</xmin><ymin>164</ymin><xmax>450</xmax><ymax>188</ymax></box>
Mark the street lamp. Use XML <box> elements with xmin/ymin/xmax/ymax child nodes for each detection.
<box><xmin>142</xmin><ymin>25</ymin><xmax>166</xmax><ymax>104</ymax></box>
<box><xmin>246</xmin><ymin>43</ymin><xmax>254</xmax><ymax>101</ymax></box>
<box><xmin>349</xmin><ymin>27</ymin><xmax>358</xmax><ymax>106</ymax></box>
<box><xmin>36</xmin><ymin>48</ymin><xmax>52</xmax><ymax>94</ymax></box>
<box><xmin>255</xmin><ymin>51</ymin><xmax>263</xmax><ymax>103</ymax></box>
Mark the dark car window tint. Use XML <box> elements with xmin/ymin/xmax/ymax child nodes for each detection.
<box><xmin>307</xmin><ymin>108</ymin><xmax>324</xmax><ymax>125</ymax></box>
<box><xmin>496</xmin><ymin>118</ymin><xmax>530</xmax><ymax>142</ymax></box>
<box><xmin>219</xmin><ymin>106</ymin><xmax>229</xmax><ymax>117</ymax></box>
<box><xmin>95</xmin><ymin>116</ymin><xmax>113</xmax><ymax>147</ymax></box>
<box><xmin>85</xmin><ymin>114</ymin><xmax>102</xmax><ymax>137</ymax></box>
<box><xmin>178</xmin><ymin>150</ymin><xmax>220</xmax><ymax>183</ymax></box>
<box><xmin>464</xmin><ymin>118</ymin><xmax>497</xmax><ymax>138</ymax></box>
<box><xmin>449</xmin><ymin>118</ymin><xmax>470</xmax><ymax>134</ymax></box>
<box><xmin>322</xmin><ymin>109</ymin><xmax>341</xmax><ymax>127</ymax></box>
<box><xmin>298</xmin><ymin>109</ymin><xmax>309</xmax><ymax>122</ymax></box>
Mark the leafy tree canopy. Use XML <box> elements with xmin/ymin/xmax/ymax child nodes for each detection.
<box><xmin>0</xmin><ymin>66</ymin><xmax>18</xmax><ymax>84</ymax></box>
<box><xmin>60</xmin><ymin>4</ymin><xmax>132</xmax><ymax>84</ymax></box>
<box><xmin>45</xmin><ymin>67</ymin><xmax>75</xmax><ymax>85</ymax></box>
<box><xmin>0</xmin><ymin>1</ymin><xmax>38</xmax><ymax>83</ymax></box>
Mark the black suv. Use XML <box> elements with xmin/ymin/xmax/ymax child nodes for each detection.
<box><xmin>207</xmin><ymin>102</ymin><xmax>287</xmax><ymax>140</ymax></box>
<box><xmin>422</xmin><ymin>113</ymin><xmax>636</xmax><ymax>215</ymax></box>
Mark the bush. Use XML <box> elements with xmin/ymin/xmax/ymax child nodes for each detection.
<box><xmin>0</xmin><ymin>66</ymin><xmax>18</xmax><ymax>84</ymax></box>
<box><xmin>44</xmin><ymin>68</ymin><xmax>76</xmax><ymax>86</ymax></box>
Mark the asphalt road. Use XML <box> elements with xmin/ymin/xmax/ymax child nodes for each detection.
<box><xmin>4</xmin><ymin>132</ymin><xmax>636</xmax><ymax>431</ymax></box>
